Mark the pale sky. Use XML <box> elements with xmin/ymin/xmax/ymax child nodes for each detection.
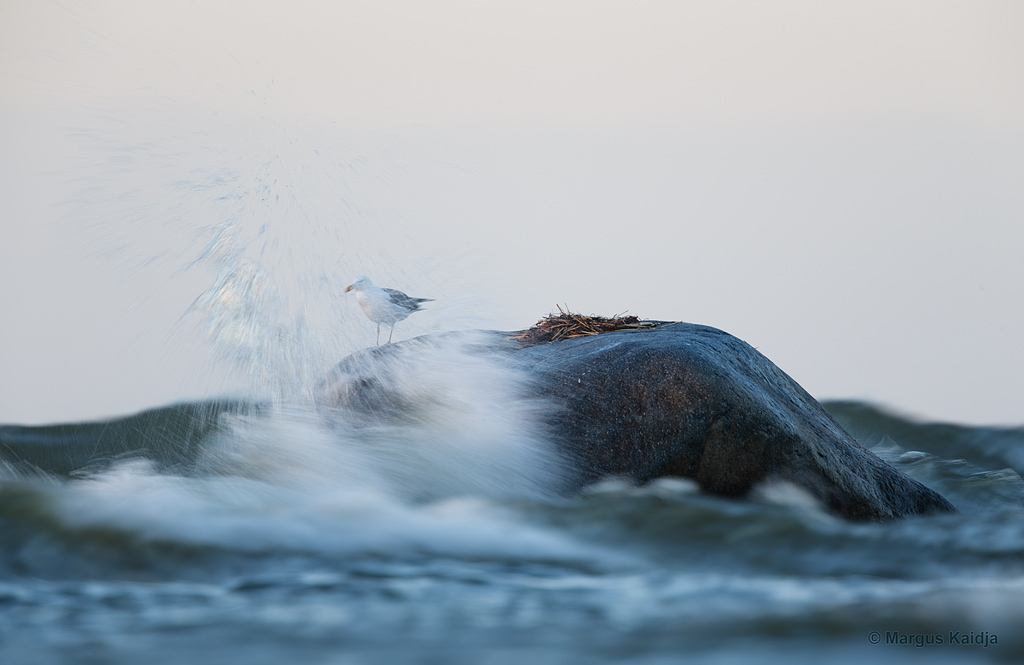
<box><xmin>3</xmin><ymin>1</ymin><xmax>1024</xmax><ymax>127</ymax></box>
<box><xmin>1</xmin><ymin>1</ymin><xmax>1022</xmax><ymax>425</ymax></box>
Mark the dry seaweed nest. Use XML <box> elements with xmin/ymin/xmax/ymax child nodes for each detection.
<box><xmin>513</xmin><ymin>305</ymin><xmax>664</xmax><ymax>347</ymax></box>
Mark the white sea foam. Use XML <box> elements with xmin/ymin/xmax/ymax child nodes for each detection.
<box><xmin>48</xmin><ymin>459</ymin><xmax>590</xmax><ymax>564</ymax></box>
<box><xmin>38</xmin><ymin>333</ymin><xmax>595</xmax><ymax>566</ymax></box>
<box><xmin>316</xmin><ymin>331</ymin><xmax>568</xmax><ymax>501</ymax></box>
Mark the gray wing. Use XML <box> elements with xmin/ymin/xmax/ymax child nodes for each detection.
<box><xmin>384</xmin><ymin>288</ymin><xmax>434</xmax><ymax>312</ymax></box>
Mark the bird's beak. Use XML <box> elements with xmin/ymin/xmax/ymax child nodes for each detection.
<box><xmin>344</xmin><ymin>285</ymin><xmax>353</xmax><ymax>293</ymax></box>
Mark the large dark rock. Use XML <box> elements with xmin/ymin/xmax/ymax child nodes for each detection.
<box><xmin>510</xmin><ymin>323</ymin><xmax>955</xmax><ymax>521</ymax></box>
<box><xmin>325</xmin><ymin>324</ymin><xmax>956</xmax><ymax>521</ymax></box>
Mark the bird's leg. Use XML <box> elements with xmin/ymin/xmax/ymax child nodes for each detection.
<box><xmin>387</xmin><ymin>325</ymin><xmax>395</xmax><ymax>344</ymax></box>
<box><xmin>376</xmin><ymin>324</ymin><xmax>381</xmax><ymax>346</ymax></box>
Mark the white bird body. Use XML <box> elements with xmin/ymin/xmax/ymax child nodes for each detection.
<box><xmin>345</xmin><ymin>276</ymin><xmax>433</xmax><ymax>344</ymax></box>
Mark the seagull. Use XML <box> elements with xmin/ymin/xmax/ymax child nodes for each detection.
<box><xmin>345</xmin><ymin>276</ymin><xmax>433</xmax><ymax>345</ymax></box>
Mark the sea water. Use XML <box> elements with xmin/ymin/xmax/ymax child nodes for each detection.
<box><xmin>2</xmin><ymin>343</ymin><xmax>1024</xmax><ymax>664</ymax></box>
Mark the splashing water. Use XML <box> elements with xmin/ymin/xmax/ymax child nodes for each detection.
<box><xmin>58</xmin><ymin>109</ymin><xmax>481</xmax><ymax>407</ymax></box>
<box><xmin>0</xmin><ymin>105</ymin><xmax>594</xmax><ymax>600</ymax></box>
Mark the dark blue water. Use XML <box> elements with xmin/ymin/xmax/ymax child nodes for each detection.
<box><xmin>1</xmin><ymin>387</ymin><xmax>1022</xmax><ymax>664</ymax></box>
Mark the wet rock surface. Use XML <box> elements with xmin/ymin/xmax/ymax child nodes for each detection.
<box><xmin>326</xmin><ymin>324</ymin><xmax>957</xmax><ymax>521</ymax></box>
<box><xmin>510</xmin><ymin>323</ymin><xmax>956</xmax><ymax>520</ymax></box>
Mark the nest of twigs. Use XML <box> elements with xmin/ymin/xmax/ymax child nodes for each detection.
<box><xmin>513</xmin><ymin>305</ymin><xmax>661</xmax><ymax>347</ymax></box>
